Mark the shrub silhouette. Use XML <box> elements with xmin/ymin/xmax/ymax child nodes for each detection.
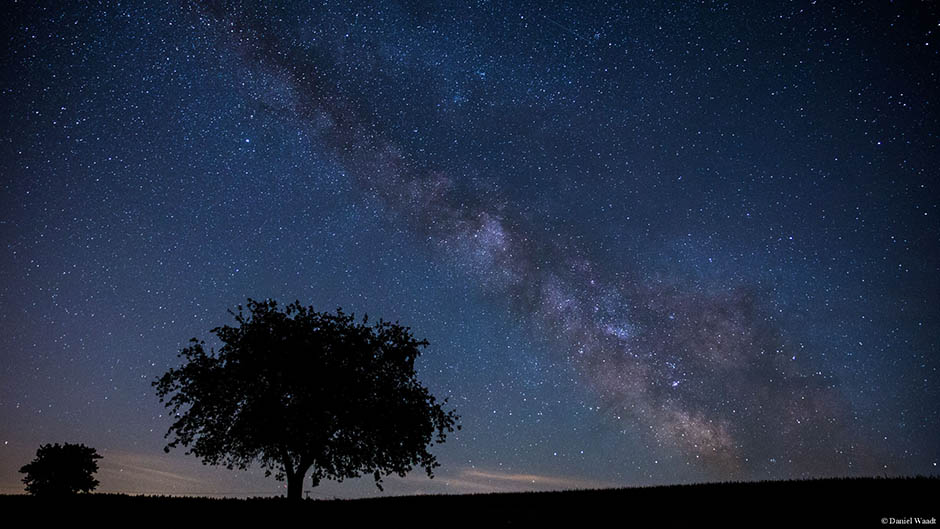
<box><xmin>154</xmin><ymin>299</ymin><xmax>459</xmax><ymax>500</ymax></box>
<box><xmin>19</xmin><ymin>442</ymin><xmax>102</xmax><ymax>496</ymax></box>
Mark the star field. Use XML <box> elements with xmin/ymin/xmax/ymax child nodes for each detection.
<box><xmin>1</xmin><ymin>1</ymin><xmax>937</xmax><ymax>497</ymax></box>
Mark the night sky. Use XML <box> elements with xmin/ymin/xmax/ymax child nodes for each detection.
<box><xmin>1</xmin><ymin>1</ymin><xmax>938</xmax><ymax>498</ymax></box>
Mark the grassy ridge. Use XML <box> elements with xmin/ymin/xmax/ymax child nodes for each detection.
<box><xmin>2</xmin><ymin>476</ymin><xmax>936</xmax><ymax>525</ymax></box>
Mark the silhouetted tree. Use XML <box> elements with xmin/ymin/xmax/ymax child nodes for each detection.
<box><xmin>19</xmin><ymin>443</ymin><xmax>102</xmax><ymax>496</ymax></box>
<box><xmin>154</xmin><ymin>299</ymin><xmax>459</xmax><ymax>501</ymax></box>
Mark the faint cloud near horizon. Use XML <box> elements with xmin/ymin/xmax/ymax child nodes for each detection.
<box><xmin>424</xmin><ymin>468</ymin><xmax>615</xmax><ymax>495</ymax></box>
<box><xmin>97</xmin><ymin>452</ymin><xmax>203</xmax><ymax>492</ymax></box>
<box><xmin>94</xmin><ymin>451</ymin><xmax>275</xmax><ymax>497</ymax></box>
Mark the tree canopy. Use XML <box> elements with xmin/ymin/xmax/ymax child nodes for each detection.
<box><xmin>153</xmin><ymin>299</ymin><xmax>459</xmax><ymax>500</ymax></box>
<box><xmin>20</xmin><ymin>443</ymin><xmax>102</xmax><ymax>496</ymax></box>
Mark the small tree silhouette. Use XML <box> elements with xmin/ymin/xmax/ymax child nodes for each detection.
<box><xmin>154</xmin><ymin>299</ymin><xmax>459</xmax><ymax>501</ymax></box>
<box><xmin>20</xmin><ymin>443</ymin><xmax>102</xmax><ymax>496</ymax></box>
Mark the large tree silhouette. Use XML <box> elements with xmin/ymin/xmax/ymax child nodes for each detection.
<box><xmin>20</xmin><ymin>443</ymin><xmax>102</xmax><ymax>496</ymax></box>
<box><xmin>154</xmin><ymin>299</ymin><xmax>459</xmax><ymax>500</ymax></box>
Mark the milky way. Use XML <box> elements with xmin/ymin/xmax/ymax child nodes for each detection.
<box><xmin>197</xmin><ymin>1</ymin><xmax>886</xmax><ymax>479</ymax></box>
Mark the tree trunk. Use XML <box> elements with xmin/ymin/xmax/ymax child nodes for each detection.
<box><xmin>287</xmin><ymin>471</ymin><xmax>303</xmax><ymax>501</ymax></box>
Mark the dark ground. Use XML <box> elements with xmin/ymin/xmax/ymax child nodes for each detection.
<box><xmin>2</xmin><ymin>477</ymin><xmax>936</xmax><ymax>526</ymax></box>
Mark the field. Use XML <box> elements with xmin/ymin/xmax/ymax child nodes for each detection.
<box><xmin>2</xmin><ymin>476</ymin><xmax>936</xmax><ymax>526</ymax></box>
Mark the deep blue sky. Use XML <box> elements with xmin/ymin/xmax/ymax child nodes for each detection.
<box><xmin>1</xmin><ymin>1</ymin><xmax>937</xmax><ymax>497</ymax></box>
